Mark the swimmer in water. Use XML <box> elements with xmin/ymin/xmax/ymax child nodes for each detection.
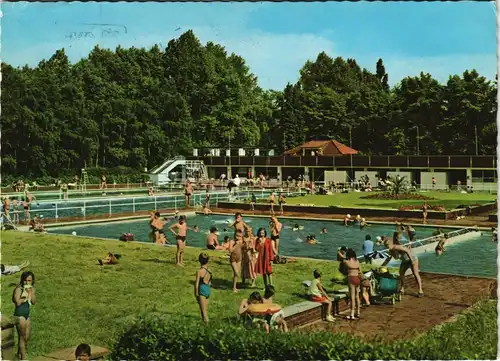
<box><xmin>307</xmin><ymin>235</ymin><xmax>317</xmax><ymax>245</ymax></box>
<box><xmin>360</xmin><ymin>218</ymin><xmax>369</xmax><ymax>229</ymax></box>
<box><xmin>320</xmin><ymin>227</ymin><xmax>327</xmax><ymax>234</ymax></box>
<box><xmin>292</xmin><ymin>223</ymin><xmax>304</xmax><ymax>231</ymax></box>
<box><xmin>435</xmin><ymin>237</ymin><xmax>446</xmax><ymax>255</ymax></box>
<box><xmin>193</xmin><ymin>225</ymin><xmax>199</xmax><ymax>233</ymax></box>
<box><xmin>343</xmin><ymin>214</ymin><xmax>352</xmax><ymax>226</ymax></box>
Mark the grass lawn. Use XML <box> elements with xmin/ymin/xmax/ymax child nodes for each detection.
<box><xmin>1</xmin><ymin>231</ymin><xmax>366</xmax><ymax>358</ymax></box>
<box><xmin>284</xmin><ymin>191</ymin><xmax>497</xmax><ymax>210</ymax></box>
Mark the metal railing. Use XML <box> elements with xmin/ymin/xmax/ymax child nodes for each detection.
<box><xmin>7</xmin><ymin>188</ymin><xmax>301</xmax><ymax>222</ymax></box>
<box><xmin>357</xmin><ymin>227</ymin><xmax>479</xmax><ymax>261</ymax></box>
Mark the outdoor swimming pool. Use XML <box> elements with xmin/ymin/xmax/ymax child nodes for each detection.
<box><xmin>48</xmin><ymin>214</ymin><xmax>497</xmax><ymax>277</ymax></box>
<box><xmin>12</xmin><ymin>190</ymin><xmax>282</xmax><ymax>220</ymax></box>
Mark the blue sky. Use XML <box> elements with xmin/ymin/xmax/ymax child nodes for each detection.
<box><xmin>2</xmin><ymin>2</ymin><xmax>497</xmax><ymax>90</ymax></box>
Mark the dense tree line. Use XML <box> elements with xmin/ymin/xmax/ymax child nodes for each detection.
<box><xmin>1</xmin><ymin>30</ymin><xmax>497</xmax><ymax>179</ymax></box>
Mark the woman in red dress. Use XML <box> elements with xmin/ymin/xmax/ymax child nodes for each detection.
<box><xmin>254</xmin><ymin>228</ymin><xmax>277</xmax><ymax>287</ymax></box>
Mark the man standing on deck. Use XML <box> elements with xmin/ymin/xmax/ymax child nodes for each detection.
<box><xmin>184</xmin><ymin>180</ymin><xmax>193</xmax><ymax>208</ymax></box>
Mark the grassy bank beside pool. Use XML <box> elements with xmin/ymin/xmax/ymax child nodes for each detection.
<box><xmin>1</xmin><ymin>231</ymin><xmax>363</xmax><ymax>358</ymax></box>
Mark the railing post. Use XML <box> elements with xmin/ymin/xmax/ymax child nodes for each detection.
<box><xmin>133</xmin><ymin>197</ymin><xmax>135</xmax><ymax>213</ymax></box>
<box><xmin>216</xmin><ymin>193</ymin><xmax>219</xmax><ymax>208</ymax></box>
<box><xmin>83</xmin><ymin>201</ymin><xmax>86</xmax><ymax>217</ymax></box>
<box><xmin>55</xmin><ymin>203</ymin><xmax>58</xmax><ymax>219</ymax></box>
<box><xmin>109</xmin><ymin>199</ymin><xmax>112</xmax><ymax>216</ymax></box>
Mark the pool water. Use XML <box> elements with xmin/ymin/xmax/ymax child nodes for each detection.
<box><xmin>48</xmin><ymin>214</ymin><xmax>496</xmax><ymax>277</ymax></box>
<box><xmin>417</xmin><ymin>237</ymin><xmax>497</xmax><ymax>278</ymax></box>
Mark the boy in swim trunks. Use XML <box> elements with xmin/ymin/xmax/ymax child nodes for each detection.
<box><xmin>170</xmin><ymin>215</ymin><xmax>188</xmax><ymax>266</ymax></box>
<box><xmin>184</xmin><ymin>181</ymin><xmax>193</xmax><ymax>208</ymax></box>
<box><xmin>309</xmin><ymin>270</ymin><xmax>335</xmax><ymax>322</ymax></box>
<box><xmin>195</xmin><ymin>252</ymin><xmax>212</xmax><ymax>324</ymax></box>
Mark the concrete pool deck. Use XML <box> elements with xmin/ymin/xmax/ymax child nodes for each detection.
<box><xmin>209</xmin><ymin>207</ymin><xmax>497</xmax><ymax>230</ymax></box>
<box><xmin>300</xmin><ymin>272</ymin><xmax>497</xmax><ymax>341</ymax></box>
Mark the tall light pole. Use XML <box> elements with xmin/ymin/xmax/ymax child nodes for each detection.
<box><xmin>416</xmin><ymin>126</ymin><xmax>420</xmax><ymax>156</ymax></box>
<box><xmin>474</xmin><ymin>125</ymin><xmax>479</xmax><ymax>155</ymax></box>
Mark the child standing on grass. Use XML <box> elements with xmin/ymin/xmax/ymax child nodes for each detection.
<box><xmin>170</xmin><ymin>215</ymin><xmax>188</xmax><ymax>266</ymax></box>
<box><xmin>195</xmin><ymin>252</ymin><xmax>212</xmax><ymax>324</ymax></box>
<box><xmin>309</xmin><ymin>270</ymin><xmax>335</xmax><ymax>322</ymax></box>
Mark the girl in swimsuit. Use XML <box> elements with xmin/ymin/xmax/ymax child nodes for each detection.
<box><xmin>12</xmin><ymin>271</ymin><xmax>36</xmax><ymax>360</ymax></box>
<box><xmin>170</xmin><ymin>215</ymin><xmax>188</xmax><ymax>266</ymax></box>
<box><xmin>241</xmin><ymin>228</ymin><xmax>257</xmax><ymax>288</ymax></box>
<box><xmin>344</xmin><ymin>248</ymin><xmax>361</xmax><ymax>319</ymax></box>
<box><xmin>229</xmin><ymin>230</ymin><xmax>244</xmax><ymax>293</ymax></box>
<box><xmin>382</xmin><ymin>232</ymin><xmax>424</xmax><ymax>297</ymax></box>
<box><xmin>195</xmin><ymin>252</ymin><xmax>212</xmax><ymax>324</ymax></box>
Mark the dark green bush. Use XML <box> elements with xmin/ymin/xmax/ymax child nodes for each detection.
<box><xmin>110</xmin><ymin>299</ymin><xmax>497</xmax><ymax>360</ymax></box>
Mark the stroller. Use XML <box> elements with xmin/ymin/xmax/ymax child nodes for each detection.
<box><xmin>371</xmin><ymin>268</ymin><xmax>403</xmax><ymax>305</ymax></box>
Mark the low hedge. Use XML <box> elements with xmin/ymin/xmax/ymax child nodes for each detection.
<box><xmin>110</xmin><ymin>299</ymin><xmax>497</xmax><ymax>360</ymax></box>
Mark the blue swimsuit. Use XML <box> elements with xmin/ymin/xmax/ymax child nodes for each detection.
<box><xmin>198</xmin><ymin>268</ymin><xmax>212</xmax><ymax>299</ymax></box>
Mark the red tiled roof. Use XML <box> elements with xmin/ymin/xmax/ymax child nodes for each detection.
<box><xmin>283</xmin><ymin>139</ymin><xmax>358</xmax><ymax>156</ymax></box>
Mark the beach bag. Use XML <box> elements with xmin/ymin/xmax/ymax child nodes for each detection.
<box><xmin>338</xmin><ymin>261</ymin><xmax>348</xmax><ymax>276</ymax></box>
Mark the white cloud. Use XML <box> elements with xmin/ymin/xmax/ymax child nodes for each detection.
<box><xmin>190</xmin><ymin>26</ymin><xmax>336</xmax><ymax>89</ymax></box>
<box><xmin>381</xmin><ymin>54</ymin><xmax>497</xmax><ymax>85</ymax></box>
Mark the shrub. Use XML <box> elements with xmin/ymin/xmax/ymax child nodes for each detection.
<box><xmin>110</xmin><ymin>299</ymin><xmax>497</xmax><ymax>360</ymax></box>
<box><xmin>361</xmin><ymin>193</ymin><xmax>435</xmax><ymax>201</ymax></box>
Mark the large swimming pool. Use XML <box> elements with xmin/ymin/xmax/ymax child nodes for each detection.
<box><xmin>12</xmin><ymin>190</ymin><xmax>280</xmax><ymax>220</ymax></box>
<box><xmin>48</xmin><ymin>214</ymin><xmax>496</xmax><ymax>277</ymax></box>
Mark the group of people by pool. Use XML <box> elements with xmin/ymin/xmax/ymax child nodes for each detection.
<box><xmin>192</xmin><ymin>212</ymin><xmax>296</xmax><ymax>331</ymax></box>
<box><xmin>1</xmin><ymin>190</ymin><xmax>37</xmax><ymax>227</ymax></box>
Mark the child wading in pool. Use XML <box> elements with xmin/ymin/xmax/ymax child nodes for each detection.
<box><xmin>194</xmin><ymin>252</ymin><xmax>212</xmax><ymax>324</ymax></box>
<box><xmin>170</xmin><ymin>215</ymin><xmax>188</xmax><ymax>266</ymax></box>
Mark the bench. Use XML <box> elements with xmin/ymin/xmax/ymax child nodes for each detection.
<box><xmin>283</xmin><ymin>292</ymin><xmax>349</xmax><ymax>328</ymax></box>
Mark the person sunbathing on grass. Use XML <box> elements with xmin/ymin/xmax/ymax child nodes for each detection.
<box><xmin>98</xmin><ymin>253</ymin><xmax>121</xmax><ymax>265</ymax></box>
<box><xmin>1</xmin><ymin>261</ymin><xmax>30</xmax><ymax>276</ymax></box>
